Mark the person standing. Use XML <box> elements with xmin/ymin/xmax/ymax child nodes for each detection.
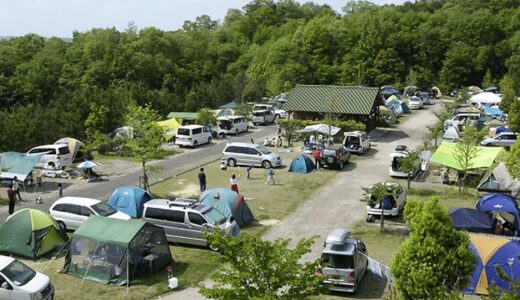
<box><xmin>246</xmin><ymin>165</ymin><xmax>253</xmax><ymax>180</ymax></box>
<box><xmin>12</xmin><ymin>176</ymin><xmax>23</xmax><ymax>201</ymax></box>
<box><xmin>265</xmin><ymin>166</ymin><xmax>275</xmax><ymax>185</ymax></box>
<box><xmin>7</xmin><ymin>185</ymin><xmax>16</xmax><ymax>215</ymax></box>
<box><xmin>58</xmin><ymin>183</ymin><xmax>63</xmax><ymax>198</ymax></box>
<box><xmin>230</xmin><ymin>174</ymin><xmax>240</xmax><ymax>194</ymax></box>
<box><xmin>198</xmin><ymin>168</ymin><xmax>207</xmax><ymax>192</ymax></box>
<box><xmin>312</xmin><ymin>147</ymin><xmax>321</xmax><ymax>171</ymax></box>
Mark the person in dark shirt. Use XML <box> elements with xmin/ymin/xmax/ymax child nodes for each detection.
<box><xmin>7</xmin><ymin>185</ymin><xmax>16</xmax><ymax>215</ymax></box>
<box><xmin>198</xmin><ymin>168</ymin><xmax>206</xmax><ymax>192</ymax></box>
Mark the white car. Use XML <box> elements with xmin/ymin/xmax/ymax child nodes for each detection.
<box><xmin>175</xmin><ymin>125</ymin><xmax>212</xmax><ymax>147</ymax></box>
<box><xmin>366</xmin><ymin>183</ymin><xmax>406</xmax><ymax>222</ymax></box>
<box><xmin>0</xmin><ymin>256</ymin><xmax>54</xmax><ymax>300</ymax></box>
<box><xmin>27</xmin><ymin>144</ymin><xmax>72</xmax><ymax>170</ymax></box>
<box><xmin>408</xmin><ymin>96</ymin><xmax>423</xmax><ymax>109</ymax></box>
<box><xmin>49</xmin><ymin>197</ymin><xmax>131</xmax><ymax>230</ymax></box>
<box><xmin>216</xmin><ymin>116</ymin><xmax>249</xmax><ymax>135</ymax></box>
<box><xmin>273</xmin><ymin>108</ymin><xmax>288</xmax><ymax>118</ymax></box>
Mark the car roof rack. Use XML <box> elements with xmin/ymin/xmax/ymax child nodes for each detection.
<box><xmin>168</xmin><ymin>198</ymin><xmax>198</xmax><ymax>208</ymax></box>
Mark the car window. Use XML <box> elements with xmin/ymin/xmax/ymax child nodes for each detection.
<box><xmin>248</xmin><ymin>148</ymin><xmax>260</xmax><ymax>155</ymax></box>
<box><xmin>256</xmin><ymin>145</ymin><xmax>271</xmax><ymax>154</ymax></box>
<box><xmin>91</xmin><ymin>202</ymin><xmax>117</xmax><ymax>217</ymax></box>
<box><xmin>192</xmin><ymin>128</ymin><xmax>202</xmax><ymax>135</ymax></box>
<box><xmin>1</xmin><ymin>260</ymin><xmax>36</xmax><ymax>286</ymax></box>
<box><xmin>253</xmin><ymin>111</ymin><xmax>264</xmax><ymax>117</ymax></box>
<box><xmin>202</xmin><ymin>207</ymin><xmax>227</xmax><ymax>224</ymax></box>
<box><xmin>64</xmin><ymin>204</ymin><xmax>80</xmax><ymax>215</ymax></box>
<box><xmin>80</xmin><ymin>206</ymin><xmax>94</xmax><ymax>217</ymax></box>
<box><xmin>58</xmin><ymin>146</ymin><xmax>70</xmax><ymax>155</ymax></box>
<box><xmin>225</xmin><ymin>146</ymin><xmax>239</xmax><ymax>153</ymax></box>
<box><xmin>321</xmin><ymin>253</ymin><xmax>355</xmax><ymax>269</ymax></box>
<box><xmin>53</xmin><ymin>204</ymin><xmax>67</xmax><ymax>212</ymax></box>
<box><xmin>188</xmin><ymin>212</ymin><xmax>206</xmax><ymax>226</ymax></box>
<box><xmin>177</xmin><ymin>128</ymin><xmax>190</xmax><ymax>136</ymax></box>
<box><xmin>145</xmin><ymin>207</ymin><xmax>185</xmax><ymax>223</ymax></box>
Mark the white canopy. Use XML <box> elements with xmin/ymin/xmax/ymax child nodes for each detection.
<box><xmin>470</xmin><ymin>92</ymin><xmax>502</xmax><ymax>105</ymax></box>
<box><xmin>296</xmin><ymin>124</ymin><xmax>341</xmax><ymax>136</ymax></box>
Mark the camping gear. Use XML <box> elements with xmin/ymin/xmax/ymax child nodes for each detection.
<box><xmin>385</xmin><ymin>96</ymin><xmax>404</xmax><ymax>116</ymax></box>
<box><xmin>442</xmin><ymin>126</ymin><xmax>460</xmax><ymax>142</ymax></box>
<box><xmin>296</xmin><ymin>124</ymin><xmax>341</xmax><ymax>136</ymax></box>
<box><xmin>449</xmin><ymin>208</ymin><xmax>494</xmax><ymax>233</ymax></box>
<box><xmin>0</xmin><ymin>209</ymin><xmax>68</xmax><ymax>259</ymax></box>
<box><xmin>475</xmin><ymin>193</ymin><xmax>520</xmax><ymax>231</ymax></box>
<box><xmin>107</xmin><ymin>186</ymin><xmax>152</xmax><ymax>218</ymax></box>
<box><xmin>77</xmin><ymin>160</ymin><xmax>100</xmax><ymax>169</ymax></box>
<box><xmin>289</xmin><ymin>155</ymin><xmax>316</xmax><ymax>173</ymax></box>
<box><xmin>63</xmin><ymin>216</ymin><xmax>172</xmax><ymax>286</ymax></box>
<box><xmin>157</xmin><ymin>118</ymin><xmax>182</xmax><ymax>141</ymax></box>
<box><xmin>199</xmin><ymin>188</ymin><xmax>254</xmax><ymax>227</ymax></box>
<box><xmin>55</xmin><ymin>137</ymin><xmax>85</xmax><ymax>161</ymax></box>
<box><xmin>0</xmin><ymin>152</ymin><xmax>42</xmax><ymax>181</ymax></box>
<box><xmin>430</xmin><ymin>142</ymin><xmax>502</xmax><ymax>171</ymax></box>
<box><xmin>465</xmin><ymin>234</ymin><xmax>520</xmax><ymax>295</ymax></box>
<box><xmin>477</xmin><ymin>163</ymin><xmax>520</xmax><ymax>198</ymax></box>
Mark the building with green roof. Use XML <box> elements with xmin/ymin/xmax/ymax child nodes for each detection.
<box><xmin>284</xmin><ymin>85</ymin><xmax>383</xmax><ymax>131</ymax></box>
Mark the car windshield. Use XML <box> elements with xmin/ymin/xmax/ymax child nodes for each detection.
<box><xmin>91</xmin><ymin>202</ymin><xmax>117</xmax><ymax>217</ymax></box>
<box><xmin>202</xmin><ymin>207</ymin><xmax>227</xmax><ymax>224</ymax></box>
<box><xmin>256</xmin><ymin>145</ymin><xmax>271</xmax><ymax>154</ymax></box>
<box><xmin>1</xmin><ymin>260</ymin><xmax>36</xmax><ymax>286</ymax></box>
<box><xmin>253</xmin><ymin>111</ymin><xmax>265</xmax><ymax>117</ymax></box>
<box><xmin>177</xmin><ymin>128</ymin><xmax>190</xmax><ymax>136</ymax></box>
<box><xmin>321</xmin><ymin>253</ymin><xmax>355</xmax><ymax>269</ymax></box>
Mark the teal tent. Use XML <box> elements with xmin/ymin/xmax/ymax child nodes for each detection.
<box><xmin>199</xmin><ymin>188</ymin><xmax>254</xmax><ymax>227</ymax></box>
<box><xmin>288</xmin><ymin>155</ymin><xmax>315</xmax><ymax>174</ymax></box>
<box><xmin>107</xmin><ymin>186</ymin><xmax>152</xmax><ymax>218</ymax></box>
<box><xmin>0</xmin><ymin>152</ymin><xmax>42</xmax><ymax>181</ymax></box>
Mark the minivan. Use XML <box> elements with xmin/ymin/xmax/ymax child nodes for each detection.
<box><xmin>142</xmin><ymin>199</ymin><xmax>240</xmax><ymax>248</ymax></box>
<box><xmin>27</xmin><ymin>144</ymin><xmax>72</xmax><ymax>170</ymax></box>
<box><xmin>222</xmin><ymin>142</ymin><xmax>282</xmax><ymax>168</ymax></box>
<box><xmin>252</xmin><ymin>110</ymin><xmax>275</xmax><ymax>126</ymax></box>
<box><xmin>217</xmin><ymin>116</ymin><xmax>249</xmax><ymax>135</ymax></box>
<box><xmin>0</xmin><ymin>255</ymin><xmax>54</xmax><ymax>300</ymax></box>
<box><xmin>175</xmin><ymin>125</ymin><xmax>212</xmax><ymax>147</ymax></box>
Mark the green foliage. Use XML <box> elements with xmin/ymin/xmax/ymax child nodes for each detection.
<box><xmin>195</xmin><ymin>107</ymin><xmax>216</xmax><ymax>125</ymax></box>
<box><xmin>200</xmin><ymin>230</ymin><xmax>325</xmax><ymax>300</ymax></box>
<box><xmin>234</xmin><ymin>103</ymin><xmax>254</xmax><ymax>120</ymax></box>
<box><xmin>499</xmin><ymin>74</ymin><xmax>517</xmax><ymax>113</ymax></box>
<box><xmin>277</xmin><ymin>118</ymin><xmax>304</xmax><ymax>146</ymax></box>
<box><xmin>487</xmin><ymin>258</ymin><xmax>520</xmax><ymax>300</ymax></box>
<box><xmin>453</xmin><ymin>125</ymin><xmax>481</xmax><ymax>192</ymax></box>
<box><xmin>398</xmin><ymin>151</ymin><xmax>419</xmax><ymax>174</ymax></box>
<box><xmin>506</xmin><ymin>140</ymin><xmax>520</xmax><ymax>179</ymax></box>
<box><xmin>509</xmin><ymin>99</ymin><xmax>520</xmax><ymax>133</ymax></box>
<box><xmin>362</xmin><ymin>183</ymin><xmax>399</xmax><ymax>208</ymax></box>
<box><xmin>390</xmin><ymin>198</ymin><xmax>475</xmax><ymax>299</ymax></box>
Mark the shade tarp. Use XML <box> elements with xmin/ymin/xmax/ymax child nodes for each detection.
<box><xmin>465</xmin><ymin>234</ymin><xmax>520</xmax><ymax>295</ymax></box>
<box><xmin>166</xmin><ymin>112</ymin><xmax>198</xmax><ymax>121</ymax></box>
<box><xmin>470</xmin><ymin>92</ymin><xmax>502</xmax><ymax>104</ymax></box>
<box><xmin>478</xmin><ymin>163</ymin><xmax>520</xmax><ymax>198</ymax></box>
<box><xmin>219</xmin><ymin>102</ymin><xmax>240</xmax><ymax>110</ymax></box>
<box><xmin>449</xmin><ymin>208</ymin><xmax>493</xmax><ymax>233</ymax></box>
<box><xmin>482</xmin><ymin>106</ymin><xmax>503</xmax><ymax>117</ymax></box>
<box><xmin>107</xmin><ymin>186</ymin><xmax>152</xmax><ymax>218</ymax></box>
<box><xmin>0</xmin><ymin>152</ymin><xmax>42</xmax><ymax>181</ymax></box>
<box><xmin>289</xmin><ymin>155</ymin><xmax>315</xmax><ymax>174</ymax></box>
<box><xmin>157</xmin><ymin>118</ymin><xmax>182</xmax><ymax>140</ymax></box>
<box><xmin>296</xmin><ymin>124</ymin><xmax>341</xmax><ymax>136</ymax></box>
<box><xmin>199</xmin><ymin>188</ymin><xmax>254</xmax><ymax>227</ymax></box>
<box><xmin>74</xmin><ymin>215</ymin><xmax>144</xmax><ymax>246</ymax></box>
<box><xmin>430</xmin><ymin>142</ymin><xmax>502</xmax><ymax>171</ymax></box>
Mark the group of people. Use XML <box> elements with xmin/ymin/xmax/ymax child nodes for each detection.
<box><xmin>263</xmin><ymin>135</ymin><xmax>283</xmax><ymax>147</ymax></box>
<box><xmin>198</xmin><ymin>164</ymin><xmax>276</xmax><ymax>194</ymax></box>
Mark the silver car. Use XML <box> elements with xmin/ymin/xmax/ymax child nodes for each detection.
<box><xmin>222</xmin><ymin>142</ymin><xmax>282</xmax><ymax>168</ymax></box>
<box><xmin>481</xmin><ymin>132</ymin><xmax>518</xmax><ymax>147</ymax></box>
<box><xmin>142</xmin><ymin>199</ymin><xmax>239</xmax><ymax>249</ymax></box>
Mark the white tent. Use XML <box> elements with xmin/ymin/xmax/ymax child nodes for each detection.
<box><xmin>296</xmin><ymin>124</ymin><xmax>341</xmax><ymax>136</ymax></box>
<box><xmin>469</xmin><ymin>92</ymin><xmax>502</xmax><ymax>106</ymax></box>
<box><xmin>442</xmin><ymin>126</ymin><xmax>460</xmax><ymax>142</ymax></box>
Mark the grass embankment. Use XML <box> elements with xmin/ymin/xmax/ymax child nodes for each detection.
<box><xmin>0</xmin><ymin>197</ymin><xmax>7</xmax><ymax>205</ymax></box>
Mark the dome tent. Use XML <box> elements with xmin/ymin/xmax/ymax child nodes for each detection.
<box><xmin>475</xmin><ymin>193</ymin><xmax>520</xmax><ymax>231</ymax></box>
<box><xmin>108</xmin><ymin>186</ymin><xmax>152</xmax><ymax>218</ymax></box>
<box><xmin>288</xmin><ymin>155</ymin><xmax>315</xmax><ymax>174</ymax></box>
<box><xmin>0</xmin><ymin>209</ymin><xmax>68</xmax><ymax>259</ymax></box>
<box><xmin>199</xmin><ymin>188</ymin><xmax>254</xmax><ymax>227</ymax></box>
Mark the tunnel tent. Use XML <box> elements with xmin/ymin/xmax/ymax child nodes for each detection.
<box><xmin>199</xmin><ymin>188</ymin><xmax>254</xmax><ymax>227</ymax></box>
<box><xmin>63</xmin><ymin>216</ymin><xmax>172</xmax><ymax>286</ymax></box>
<box><xmin>107</xmin><ymin>186</ymin><xmax>152</xmax><ymax>218</ymax></box>
<box><xmin>431</xmin><ymin>86</ymin><xmax>443</xmax><ymax>98</ymax></box>
<box><xmin>0</xmin><ymin>209</ymin><xmax>68</xmax><ymax>259</ymax></box>
<box><xmin>288</xmin><ymin>155</ymin><xmax>315</xmax><ymax>174</ymax></box>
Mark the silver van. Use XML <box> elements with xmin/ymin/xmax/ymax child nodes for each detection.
<box><xmin>222</xmin><ymin>142</ymin><xmax>282</xmax><ymax>168</ymax></box>
<box><xmin>27</xmin><ymin>144</ymin><xmax>72</xmax><ymax>170</ymax></box>
<box><xmin>252</xmin><ymin>110</ymin><xmax>275</xmax><ymax>125</ymax></box>
<box><xmin>142</xmin><ymin>199</ymin><xmax>239</xmax><ymax>248</ymax></box>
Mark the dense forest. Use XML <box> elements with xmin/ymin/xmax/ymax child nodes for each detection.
<box><xmin>0</xmin><ymin>0</ymin><xmax>519</xmax><ymax>151</ymax></box>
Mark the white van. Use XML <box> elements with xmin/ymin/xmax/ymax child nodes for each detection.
<box><xmin>27</xmin><ymin>144</ymin><xmax>72</xmax><ymax>170</ymax></box>
<box><xmin>0</xmin><ymin>256</ymin><xmax>54</xmax><ymax>300</ymax></box>
<box><xmin>175</xmin><ymin>125</ymin><xmax>212</xmax><ymax>147</ymax></box>
<box><xmin>217</xmin><ymin>116</ymin><xmax>249</xmax><ymax>135</ymax></box>
<box><xmin>252</xmin><ymin>110</ymin><xmax>275</xmax><ymax>125</ymax></box>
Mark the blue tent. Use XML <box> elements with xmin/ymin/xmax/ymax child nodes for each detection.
<box><xmin>475</xmin><ymin>193</ymin><xmax>520</xmax><ymax>230</ymax></box>
<box><xmin>496</xmin><ymin>126</ymin><xmax>512</xmax><ymax>135</ymax></box>
<box><xmin>107</xmin><ymin>186</ymin><xmax>152</xmax><ymax>218</ymax></box>
<box><xmin>288</xmin><ymin>155</ymin><xmax>315</xmax><ymax>174</ymax></box>
<box><xmin>401</xmin><ymin>102</ymin><xmax>410</xmax><ymax>114</ymax></box>
<box><xmin>199</xmin><ymin>188</ymin><xmax>254</xmax><ymax>227</ymax></box>
<box><xmin>482</xmin><ymin>105</ymin><xmax>503</xmax><ymax>117</ymax></box>
<box><xmin>449</xmin><ymin>208</ymin><xmax>493</xmax><ymax>233</ymax></box>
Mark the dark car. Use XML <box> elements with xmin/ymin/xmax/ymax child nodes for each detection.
<box><xmin>320</xmin><ymin>145</ymin><xmax>351</xmax><ymax>169</ymax></box>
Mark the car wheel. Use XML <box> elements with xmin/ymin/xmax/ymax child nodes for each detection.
<box><xmin>275</xmin><ymin>114</ymin><xmax>280</xmax><ymax>119</ymax></box>
<box><xmin>339</xmin><ymin>161</ymin><xmax>344</xmax><ymax>169</ymax></box>
<box><xmin>245</xmin><ymin>126</ymin><xmax>249</xmax><ymax>132</ymax></box>
<box><xmin>227</xmin><ymin>158</ymin><xmax>237</xmax><ymax>167</ymax></box>
<box><xmin>262</xmin><ymin>160</ymin><xmax>272</xmax><ymax>169</ymax></box>
<box><xmin>366</xmin><ymin>215</ymin><xmax>375</xmax><ymax>223</ymax></box>
<box><xmin>57</xmin><ymin>221</ymin><xmax>67</xmax><ymax>231</ymax></box>
<box><xmin>48</xmin><ymin>162</ymin><xmax>55</xmax><ymax>169</ymax></box>
<box><xmin>193</xmin><ymin>141</ymin><xmax>198</xmax><ymax>147</ymax></box>
<box><xmin>208</xmin><ymin>137</ymin><xmax>212</xmax><ymax>143</ymax></box>
<box><xmin>235</xmin><ymin>128</ymin><xmax>239</xmax><ymax>135</ymax></box>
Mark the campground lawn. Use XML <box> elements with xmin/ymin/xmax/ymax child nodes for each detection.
<box><xmin>0</xmin><ymin>197</ymin><xmax>7</xmax><ymax>206</ymax></box>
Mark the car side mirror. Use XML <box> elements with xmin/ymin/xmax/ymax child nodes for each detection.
<box><xmin>1</xmin><ymin>282</ymin><xmax>11</xmax><ymax>290</ymax></box>
<box><xmin>202</xmin><ymin>223</ymin><xmax>209</xmax><ymax>228</ymax></box>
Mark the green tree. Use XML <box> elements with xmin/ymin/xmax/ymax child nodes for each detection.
<box><xmin>398</xmin><ymin>150</ymin><xmax>420</xmax><ymax>189</ymax></box>
<box><xmin>487</xmin><ymin>258</ymin><xmax>520</xmax><ymax>299</ymax></box>
<box><xmin>276</xmin><ymin>118</ymin><xmax>303</xmax><ymax>147</ymax></box>
<box><xmin>509</xmin><ymin>99</ymin><xmax>520</xmax><ymax>133</ymax></box>
<box><xmin>453</xmin><ymin>125</ymin><xmax>481</xmax><ymax>193</ymax></box>
<box><xmin>124</xmin><ymin>105</ymin><xmax>163</xmax><ymax>191</ymax></box>
<box><xmin>506</xmin><ymin>140</ymin><xmax>520</xmax><ymax>179</ymax></box>
<box><xmin>390</xmin><ymin>198</ymin><xmax>475</xmax><ymax>299</ymax></box>
<box><xmin>195</xmin><ymin>107</ymin><xmax>217</xmax><ymax>125</ymax></box>
<box><xmin>200</xmin><ymin>230</ymin><xmax>325</xmax><ymax>299</ymax></box>
<box><xmin>499</xmin><ymin>74</ymin><xmax>517</xmax><ymax>113</ymax></box>
<box><xmin>482</xmin><ymin>68</ymin><xmax>494</xmax><ymax>88</ymax></box>
<box><xmin>362</xmin><ymin>182</ymin><xmax>399</xmax><ymax>230</ymax></box>
<box><xmin>427</xmin><ymin>122</ymin><xmax>444</xmax><ymax>147</ymax></box>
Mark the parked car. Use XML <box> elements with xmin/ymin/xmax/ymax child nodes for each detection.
<box><xmin>408</xmin><ymin>96</ymin><xmax>423</xmax><ymax>109</ymax></box>
<box><xmin>444</xmin><ymin>113</ymin><xmax>480</xmax><ymax>131</ymax></box>
<box><xmin>142</xmin><ymin>198</ymin><xmax>240</xmax><ymax>248</ymax></box>
<box><xmin>366</xmin><ymin>182</ymin><xmax>406</xmax><ymax>222</ymax></box>
<box><xmin>216</xmin><ymin>116</ymin><xmax>249</xmax><ymax>135</ymax></box>
<box><xmin>320</xmin><ymin>145</ymin><xmax>351</xmax><ymax>169</ymax></box>
<box><xmin>252</xmin><ymin>109</ymin><xmax>275</xmax><ymax>125</ymax></box>
<box><xmin>222</xmin><ymin>142</ymin><xmax>282</xmax><ymax>168</ymax></box>
<box><xmin>49</xmin><ymin>197</ymin><xmax>131</xmax><ymax>230</ymax></box>
<box><xmin>273</xmin><ymin>108</ymin><xmax>288</xmax><ymax>118</ymax></box>
<box><xmin>343</xmin><ymin>131</ymin><xmax>371</xmax><ymax>154</ymax></box>
<box><xmin>0</xmin><ymin>255</ymin><xmax>54</xmax><ymax>300</ymax></box>
<box><xmin>27</xmin><ymin>144</ymin><xmax>72</xmax><ymax>170</ymax></box>
<box><xmin>417</xmin><ymin>91</ymin><xmax>431</xmax><ymax>105</ymax></box>
<box><xmin>175</xmin><ymin>125</ymin><xmax>212</xmax><ymax>147</ymax></box>
<box><xmin>389</xmin><ymin>145</ymin><xmax>414</xmax><ymax>178</ymax></box>
<box><xmin>319</xmin><ymin>229</ymin><xmax>368</xmax><ymax>293</ymax></box>
<box><xmin>480</xmin><ymin>132</ymin><xmax>518</xmax><ymax>147</ymax></box>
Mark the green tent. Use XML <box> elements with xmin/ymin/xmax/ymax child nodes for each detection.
<box><xmin>64</xmin><ymin>216</ymin><xmax>172</xmax><ymax>286</ymax></box>
<box><xmin>430</xmin><ymin>142</ymin><xmax>503</xmax><ymax>171</ymax></box>
<box><xmin>166</xmin><ymin>112</ymin><xmax>198</xmax><ymax>124</ymax></box>
<box><xmin>0</xmin><ymin>209</ymin><xmax>68</xmax><ymax>259</ymax></box>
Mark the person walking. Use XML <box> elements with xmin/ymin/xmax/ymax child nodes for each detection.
<box><xmin>58</xmin><ymin>183</ymin><xmax>63</xmax><ymax>198</ymax></box>
<box><xmin>230</xmin><ymin>174</ymin><xmax>240</xmax><ymax>194</ymax></box>
<box><xmin>7</xmin><ymin>185</ymin><xmax>16</xmax><ymax>215</ymax></box>
<box><xmin>312</xmin><ymin>147</ymin><xmax>321</xmax><ymax>171</ymax></box>
<box><xmin>198</xmin><ymin>168</ymin><xmax>207</xmax><ymax>192</ymax></box>
<box><xmin>246</xmin><ymin>165</ymin><xmax>253</xmax><ymax>180</ymax></box>
<box><xmin>12</xmin><ymin>176</ymin><xmax>23</xmax><ymax>201</ymax></box>
<box><xmin>265</xmin><ymin>166</ymin><xmax>275</xmax><ymax>185</ymax></box>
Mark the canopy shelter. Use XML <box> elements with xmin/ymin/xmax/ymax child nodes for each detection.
<box><xmin>0</xmin><ymin>152</ymin><xmax>42</xmax><ymax>181</ymax></box>
<box><xmin>77</xmin><ymin>160</ymin><xmax>100</xmax><ymax>169</ymax></box>
<box><xmin>449</xmin><ymin>208</ymin><xmax>494</xmax><ymax>233</ymax></box>
<box><xmin>296</xmin><ymin>124</ymin><xmax>341</xmax><ymax>136</ymax></box>
<box><xmin>478</xmin><ymin>163</ymin><xmax>520</xmax><ymax>198</ymax></box>
<box><xmin>108</xmin><ymin>186</ymin><xmax>152</xmax><ymax>218</ymax></box>
<box><xmin>465</xmin><ymin>234</ymin><xmax>520</xmax><ymax>295</ymax></box>
<box><xmin>430</xmin><ymin>142</ymin><xmax>502</xmax><ymax>171</ymax></box>
<box><xmin>55</xmin><ymin>137</ymin><xmax>85</xmax><ymax>161</ymax></box>
<box><xmin>166</xmin><ymin>112</ymin><xmax>198</xmax><ymax>125</ymax></box>
<box><xmin>63</xmin><ymin>216</ymin><xmax>172</xmax><ymax>286</ymax></box>
<box><xmin>475</xmin><ymin>193</ymin><xmax>520</xmax><ymax>231</ymax></box>
<box><xmin>0</xmin><ymin>209</ymin><xmax>68</xmax><ymax>259</ymax></box>
<box><xmin>199</xmin><ymin>188</ymin><xmax>254</xmax><ymax>227</ymax></box>
<box><xmin>289</xmin><ymin>155</ymin><xmax>315</xmax><ymax>174</ymax></box>
<box><xmin>219</xmin><ymin>102</ymin><xmax>240</xmax><ymax>110</ymax></box>
<box><xmin>157</xmin><ymin>118</ymin><xmax>182</xmax><ymax>141</ymax></box>
<box><xmin>216</xmin><ymin>108</ymin><xmax>234</xmax><ymax>118</ymax></box>
<box><xmin>470</xmin><ymin>92</ymin><xmax>502</xmax><ymax>106</ymax></box>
